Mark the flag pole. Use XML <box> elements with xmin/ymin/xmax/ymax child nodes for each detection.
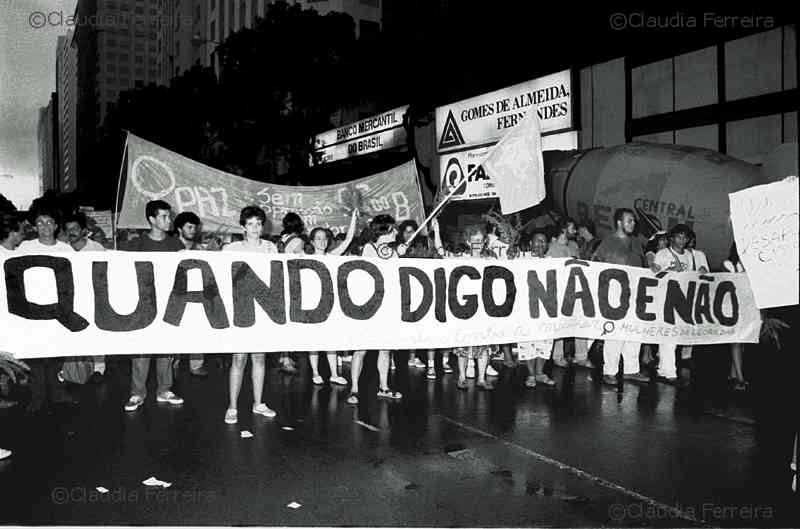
<box><xmin>113</xmin><ymin>131</ymin><xmax>130</xmax><ymax>250</ymax></box>
<box><xmin>407</xmin><ymin>162</ymin><xmax>482</xmax><ymax>243</ymax></box>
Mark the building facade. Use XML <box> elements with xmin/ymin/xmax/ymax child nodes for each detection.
<box><xmin>579</xmin><ymin>25</ymin><xmax>797</xmax><ymax>165</ymax></box>
<box><xmin>37</xmin><ymin>94</ymin><xmax>60</xmax><ymax>193</ymax></box>
<box><xmin>57</xmin><ymin>31</ymin><xmax>78</xmax><ymax>193</ymax></box>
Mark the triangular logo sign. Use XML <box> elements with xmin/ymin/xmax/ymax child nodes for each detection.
<box><xmin>438</xmin><ymin>110</ymin><xmax>465</xmax><ymax>150</ymax></box>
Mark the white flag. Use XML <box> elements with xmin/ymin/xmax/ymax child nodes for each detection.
<box><xmin>482</xmin><ymin>108</ymin><xmax>545</xmax><ymax>214</ymax></box>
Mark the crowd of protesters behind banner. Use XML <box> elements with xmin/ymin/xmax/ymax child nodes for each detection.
<box><xmin>0</xmin><ymin>197</ymin><xmax>786</xmax><ymax>466</ymax></box>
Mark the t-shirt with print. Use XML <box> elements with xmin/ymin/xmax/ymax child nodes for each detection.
<box><xmin>77</xmin><ymin>239</ymin><xmax>106</xmax><ymax>251</ymax></box>
<box><xmin>280</xmin><ymin>234</ymin><xmax>305</xmax><ymax>254</ymax></box>
<box><xmin>17</xmin><ymin>239</ymin><xmax>74</xmax><ymax>252</ymax></box>
<box><xmin>223</xmin><ymin>239</ymin><xmax>278</xmax><ymax>253</ymax></box>
<box><xmin>546</xmin><ymin>239</ymin><xmax>580</xmax><ymax>258</ymax></box>
<box><xmin>654</xmin><ymin>247</ymin><xmax>707</xmax><ymax>272</ymax></box>
<box><xmin>121</xmin><ymin>234</ymin><xmax>184</xmax><ymax>252</ymax></box>
<box><xmin>592</xmin><ymin>235</ymin><xmax>644</xmax><ymax>267</ymax></box>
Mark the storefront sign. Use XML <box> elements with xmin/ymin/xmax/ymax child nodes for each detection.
<box><xmin>435</xmin><ymin>70</ymin><xmax>572</xmax><ymax>154</ymax></box>
<box><xmin>312</xmin><ymin>105</ymin><xmax>409</xmax><ymax>164</ymax></box>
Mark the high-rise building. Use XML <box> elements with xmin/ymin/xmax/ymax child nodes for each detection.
<box><xmin>73</xmin><ymin>0</ymin><xmax>166</xmax><ymax>194</ymax></box>
<box><xmin>57</xmin><ymin>31</ymin><xmax>78</xmax><ymax>193</ymax></box>
<box><xmin>37</xmin><ymin>94</ymin><xmax>60</xmax><ymax>193</ymax></box>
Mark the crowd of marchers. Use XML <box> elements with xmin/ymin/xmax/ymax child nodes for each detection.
<box><xmin>0</xmin><ymin>200</ymin><xmax>753</xmax><ymax>462</ymax></box>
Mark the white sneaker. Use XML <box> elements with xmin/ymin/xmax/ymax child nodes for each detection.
<box><xmin>124</xmin><ymin>395</ymin><xmax>144</xmax><ymax>412</ymax></box>
<box><xmin>312</xmin><ymin>375</ymin><xmax>324</xmax><ymax>385</ymax></box>
<box><xmin>224</xmin><ymin>408</ymin><xmax>238</xmax><ymax>424</ymax></box>
<box><xmin>156</xmin><ymin>391</ymin><xmax>184</xmax><ymax>405</ymax></box>
<box><xmin>412</xmin><ymin>358</ymin><xmax>426</xmax><ymax>369</ymax></box>
<box><xmin>486</xmin><ymin>365</ymin><xmax>499</xmax><ymax>377</ymax></box>
<box><xmin>443</xmin><ymin>362</ymin><xmax>453</xmax><ymax>374</ymax></box>
<box><xmin>330</xmin><ymin>375</ymin><xmax>348</xmax><ymax>386</ymax></box>
<box><xmin>252</xmin><ymin>403</ymin><xmax>276</xmax><ymax>418</ymax></box>
<box><xmin>0</xmin><ymin>448</ymin><xmax>12</xmax><ymax>460</ymax></box>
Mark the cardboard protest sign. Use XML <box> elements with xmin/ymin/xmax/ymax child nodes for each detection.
<box><xmin>117</xmin><ymin>134</ymin><xmax>425</xmax><ymax>236</ymax></box>
<box><xmin>1</xmin><ymin>252</ymin><xmax>761</xmax><ymax>358</ymax></box>
<box><xmin>729</xmin><ymin>176</ymin><xmax>799</xmax><ymax>308</ymax></box>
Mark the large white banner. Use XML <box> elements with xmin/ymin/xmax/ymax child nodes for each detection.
<box><xmin>0</xmin><ymin>252</ymin><xmax>761</xmax><ymax>358</ymax></box>
<box><xmin>435</xmin><ymin>69</ymin><xmax>572</xmax><ymax>154</ymax></box>
<box><xmin>729</xmin><ymin>176</ymin><xmax>799</xmax><ymax>308</ymax></box>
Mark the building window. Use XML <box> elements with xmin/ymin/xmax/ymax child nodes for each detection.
<box><xmin>135</xmin><ymin>55</ymin><xmax>144</xmax><ymax>63</ymax></box>
<box><xmin>135</xmin><ymin>42</ymin><xmax>144</xmax><ymax>51</ymax></box>
<box><xmin>119</xmin><ymin>53</ymin><xmax>129</xmax><ymax>61</ymax></box>
<box><xmin>149</xmin><ymin>69</ymin><xmax>158</xmax><ymax>77</ymax></box>
<box><xmin>135</xmin><ymin>6</ymin><xmax>144</xmax><ymax>14</ymax></box>
<box><xmin>106</xmin><ymin>37</ymin><xmax>117</xmax><ymax>46</ymax></box>
<box><xmin>120</xmin><ymin>77</ymin><xmax>130</xmax><ymax>86</ymax></box>
<box><xmin>106</xmin><ymin>63</ymin><xmax>116</xmax><ymax>72</ymax></box>
<box><xmin>119</xmin><ymin>65</ymin><xmax>130</xmax><ymax>74</ymax></box>
<box><xmin>106</xmin><ymin>52</ymin><xmax>117</xmax><ymax>60</ymax></box>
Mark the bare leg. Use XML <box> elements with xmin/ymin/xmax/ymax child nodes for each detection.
<box><xmin>350</xmin><ymin>351</ymin><xmax>365</xmax><ymax>393</ymax></box>
<box><xmin>229</xmin><ymin>353</ymin><xmax>247</xmax><ymax>410</ymax></box>
<box><xmin>378</xmin><ymin>350</ymin><xmax>391</xmax><ymax>390</ymax></box>
<box><xmin>477</xmin><ymin>352</ymin><xmax>489</xmax><ymax>385</ymax></box>
<box><xmin>458</xmin><ymin>355</ymin><xmax>468</xmax><ymax>384</ymax></box>
<box><xmin>309</xmin><ymin>352</ymin><xmax>321</xmax><ymax>378</ymax></box>
<box><xmin>251</xmin><ymin>353</ymin><xmax>265</xmax><ymax>404</ymax></box>
<box><xmin>730</xmin><ymin>343</ymin><xmax>745</xmax><ymax>382</ymax></box>
<box><xmin>325</xmin><ymin>352</ymin><xmax>339</xmax><ymax>376</ymax></box>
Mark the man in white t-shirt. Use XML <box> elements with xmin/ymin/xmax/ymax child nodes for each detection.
<box><xmin>17</xmin><ymin>209</ymin><xmax>75</xmax><ymax>411</ymax></box>
<box><xmin>652</xmin><ymin>224</ymin><xmax>708</xmax><ymax>384</ymax></box>
<box><xmin>63</xmin><ymin>212</ymin><xmax>107</xmax><ymax>383</ymax></box>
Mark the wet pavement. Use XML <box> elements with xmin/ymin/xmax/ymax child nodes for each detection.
<box><xmin>1</xmin><ymin>346</ymin><xmax>798</xmax><ymax>527</ymax></box>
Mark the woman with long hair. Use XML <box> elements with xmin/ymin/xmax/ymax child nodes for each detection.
<box><xmin>347</xmin><ymin>215</ymin><xmax>404</xmax><ymax>404</ymax></box>
<box><xmin>723</xmin><ymin>243</ymin><xmax>748</xmax><ymax>390</ymax></box>
<box><xmin>306</xmin><ymin>210</ymin><xmax>358</xmax><ymax>386</ymax></box>
<box><xmin>277</xmin><ymin>212</ymin><xmax>308</xmax><ymax>375</ymax></box>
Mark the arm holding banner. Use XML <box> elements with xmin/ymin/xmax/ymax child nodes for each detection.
<box><xmin>329</xmin><ymin>209</ymin><xmax>359</xmax><ymax>257</ymax></box>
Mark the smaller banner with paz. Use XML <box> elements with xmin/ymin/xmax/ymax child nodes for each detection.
<box><xmin>728</xmin><ymin>175</ymin><xmax>799</xmax><ymax>309</ymax></box>
<box><xmin>117</xmin><ymin>134</ymin><xmax>425</xmax><ymax>236</ymax></box>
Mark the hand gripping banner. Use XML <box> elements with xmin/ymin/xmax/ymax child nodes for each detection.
<box><xmin>1</xmin><ymin>253</ymin><xmax>761</xmax><ymax>358</ymax></box>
